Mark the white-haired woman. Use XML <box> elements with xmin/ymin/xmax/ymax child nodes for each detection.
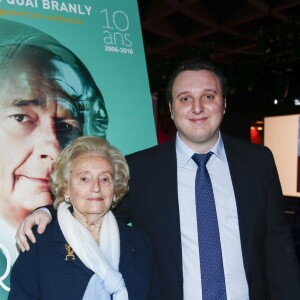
<box><xmin>9</xmin><ymin>136</ymin><xmax>161</xmax><ymax>300</ymax></box>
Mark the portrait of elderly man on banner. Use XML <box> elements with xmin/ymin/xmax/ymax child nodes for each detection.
<box><xmin>0</xmin><ymin>18</ymin><xmax>109</xmax><ymax>290</ymax></box>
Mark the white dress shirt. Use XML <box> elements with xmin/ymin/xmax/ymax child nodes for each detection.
<box><xmin>176</xmin><ymin>132</ymin><xmax>249</xmax><ymax>300</ymax></box>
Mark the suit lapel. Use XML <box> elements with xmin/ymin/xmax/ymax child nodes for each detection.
<box><xmin>222</xmin><ymin>134</ymin><xmax>257</xmax><ymax>280</ymax></box>
<box><xmin>118</xmin><ymin>223</ymin><xmax>136</xmax><ymax>272</ymax></box>
<box><xmin>156</xmin><ymin>139</ymin><xmax>183</xmax><ymax>279</ymax></box>
<box><xmin>51</xmin><ymin>220</ymin><xmax>93</xmax><ymax>276</ymax></box>
<box><xmin>52</xmin><ymin>220</ymin><xmax>136</xmax><ymax>276</ymax></box>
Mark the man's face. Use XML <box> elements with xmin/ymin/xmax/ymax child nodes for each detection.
<box><xmin>0</xmin><ymin>49</ymin><xmax>84</xmax><ymax>228</ymax></box>
<box><xmin>170</xmin><ymin>70</ymin><xmax>226</xmax><ymax>153</ymax></box>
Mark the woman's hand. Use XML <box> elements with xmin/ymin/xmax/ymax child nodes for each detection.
<box><xmin>16</xmin><ymin>210</ymin><xmax>52</xmax><ymax>252</ymax></box>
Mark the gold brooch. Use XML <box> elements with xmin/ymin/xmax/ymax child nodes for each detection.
<box><xmin>64</xmin><ymin>243</ymin><xmax>75</xmax><ymax>261</ymax></box>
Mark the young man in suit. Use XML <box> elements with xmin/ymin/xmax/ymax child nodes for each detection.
<box><xmin>17</xmin><ymin>58</ymin><xmax>300</xmax><ymax>299</ymax></box>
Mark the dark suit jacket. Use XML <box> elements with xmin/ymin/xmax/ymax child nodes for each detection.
<box><xmin>115</xmin><ymin>134</ymin><xmax>300</xmax><ymax>300</ymax></box>
<box><xmin>9</xmin><ymin>220</ymin><xmax>161</xmax><ymax>300</ymax></box>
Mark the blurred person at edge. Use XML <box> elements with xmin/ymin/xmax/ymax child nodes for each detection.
<box><xmin>0</xmin><ymin>19</ymin><xmax>108</xmax><ymax>233</ymax></box>
<box><xmin>17</xmin><ymin>58</ymin><xmax>300</xmax><ymax>299</ymax></box>
<box><xmin>9</xmin><ymin>136</ymin><xmax>160</xmax><ymax>300</ymax></box>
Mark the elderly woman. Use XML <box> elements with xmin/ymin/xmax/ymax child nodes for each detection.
<box><xmin>9</xmin><ymin>136</ymin><xmax>160</xmax><ymax>300</ymax></box>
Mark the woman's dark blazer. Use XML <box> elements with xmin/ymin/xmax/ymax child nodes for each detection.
<box><xmin>9</xmin><ymin>220</ymin><xmax>161</xmax><ymax>300</ymax></box>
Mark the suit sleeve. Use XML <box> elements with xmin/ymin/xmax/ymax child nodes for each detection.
<box><xmin>34</xmin><ymin>204</ymin><xmax>57</xmax><ymax>220</ymax></box>
<box><xmin>265</xmin><ymin>150</ymin><xmax>300</xmax><ymax>298</ymax></box>
<box><xmin>8</xmin><ymin>229</ymin><xmax>40</xmax><ymax>299</ymax></box>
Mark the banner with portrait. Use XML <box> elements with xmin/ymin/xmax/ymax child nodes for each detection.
<box><xmin>0</xmin><ymin>1</ymin><xmax>156</xmax><ymax>298</ymax></box>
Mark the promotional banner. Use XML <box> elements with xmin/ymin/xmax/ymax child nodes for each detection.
<box><xmin>0</xmin><ymin>1</ymin><xmax>156</xmax><ymax>298</ymax></box>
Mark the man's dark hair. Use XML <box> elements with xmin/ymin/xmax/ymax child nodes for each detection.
<box><xmin>166</xmin><ymin>58</ymin><xmax>228</xmax><ymax>105</ymax></box>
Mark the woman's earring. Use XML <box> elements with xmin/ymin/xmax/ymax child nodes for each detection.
<box><xmin>65</xmin><ymin>197</ymin><xmax>71</xmax><ymax>203</ymax></box>
<box><xmin>112</xmin><ymin>195</ymin><xmax>116</xmax><ymax>203</ymax></box>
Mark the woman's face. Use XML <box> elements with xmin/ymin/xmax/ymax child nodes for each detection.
<box><xmin>65</xmin><ymin>152</ymin><xmax>115</xmax><ymax>220</ymax></box>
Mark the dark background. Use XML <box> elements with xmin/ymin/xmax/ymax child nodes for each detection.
<box><xmin>138</xmin><ymin>0</ymin><xmax>300</xmax><ymax>124</ymax></box>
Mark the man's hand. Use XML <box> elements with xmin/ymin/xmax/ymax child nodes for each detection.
<box><xmin>16</xmin><ymin>210</ymin><xmax>52</xmax><ymax>252</ymax></box>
